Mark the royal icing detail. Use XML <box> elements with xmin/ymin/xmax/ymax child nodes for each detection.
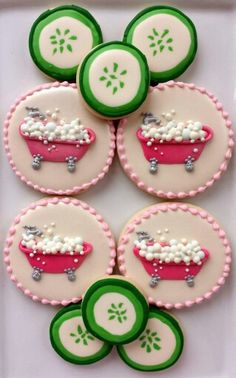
<box><xmin>117</xmin><ymin>307</ymin><xmax>184</xmax><ymax>371</ymax></box>
<box><xmin>117</xmin><ymin>82</ymin><xmax>233</xmax><ymax>198</ymax></box>
<box><xmin>77</xmin><ymin>41</ymin><xmax>150</xmax><ymax>119</ymax></box>
<box><xmin>50</xmin><ymin>305</ymin><xmax>112</xmax><ymax>364</ymax></box>
<box><xmin>20</xmin><ymin>107</ymin><xmax>96</xmax><ymax>172</ymax></box>
<box><xmin>117</xmin><ymin>203</ymin><xmax>231</xmax><ymax>309</ymax></box>
<box><xmin>4</xmin><ymin>82</ymin><xmax>115</xmax><ymax>195</ymax></box>
<box><xmin>133</xmin><ymin>231</ymin><xmax>209</xmax><ymax>288</ymax></box>
<box><xmin>19</xmin><ymin>224</ymin><xmax>93</xmax><ymax>282</ymax></box>
<box><xmin>82</xmin><ymin>276</ymin><xmax>149</xmax><ymax>344</ymax></box>
<box><xmin>4</xmin><ymin>197</ymin><xmax>116</xmax><ymax>305</ymax></box>
<box><xmin>124</xmin><ymin>5</ymin><xmax>197</xmax><ymax>82</ymax></box>
<box><xmin>29</xmin><ymin>5</ymin><xmax>103</xmax><ymax>81</ymax></box>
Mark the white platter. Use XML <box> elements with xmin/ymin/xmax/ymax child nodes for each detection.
<box><xmin>0</xmin><ymin>0</ymin><xmax>236</xmax><ymax>377</ymax></box>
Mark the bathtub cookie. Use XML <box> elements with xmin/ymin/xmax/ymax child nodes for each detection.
<box><xmin>82</xmin><ymin>276</ymin><xmax>149</xmax><ymax>344</ymax></box>
<box><xmin>117</xmin><ymin>202</ymin><xmax>231</xmax><ymax>309</ymax></box>
<box><xmin>4</xmin><ymin>197</ymin><xmax>116</xmax><ymax>305</ymax></box>
<box><xmin>117</xmin><ymin>82</ymin><xmax>234</xmax><ymax>199</ymax></box>
<box><xmin>50</xmin><ymin>304</ymin><xmax>112</xmax><ymax>364</ymax></box>
<box><xmin>4</xmin><ymin>82</ymin><xmax>115</xmax><ymax>195</ymax></box>
<box><xmin>117</xmin><ymin>307</ymin><xmax>184</xmax><ymax>371</ymax></box>
<box><xmin>77</xmin><ymin>41</ymin><xmax>150</xmax><ymax>119</ymax></box>
<box><xmin>124</xmin><ymin>5</ymin><xmax>197</xmax><ymax>83</ymax></box>
<box><xmin>29</xmin><ymin>5</ymin><xmax>103</xmax><ymax>81</ymax></box>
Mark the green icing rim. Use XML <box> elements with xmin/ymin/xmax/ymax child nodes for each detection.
<box><xmin>29</xmin><ymin>5</ymin><xmax>103</xmax><ymax>81</ymax></box>
<box><xmin>78</xmin><ymin>41</ymin><xmax>150</xmax><ymax>118</ymax></box>
<box><xmin>117</xmin><ymin>306</ymin><xmax>184</xmax><ymax>372</ymax></box>
<box><xmin>82</xmin><ymin>278</ymin><xmax>149</xmax><ymax>344</ymax></box>
<box><xmin>123</xmin><ymin>5</ymin><xmax>197</xmax><ymax>83</ymax></box>
<box><xmin>49</xmin><ymin>303</ymin><xmax>112</xmax><ymax>365</ymax></box>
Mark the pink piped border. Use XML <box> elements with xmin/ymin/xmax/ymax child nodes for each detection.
<box><xmin>117</xmin><ymin>81</ymin><xmax>234</xmax><ymax>199</ymax></box>
<box><xmin>3</xmin><ymin>81</ymin><xmax>116</xmax><ymax>196</ymax></box>
<box><xmin>117</xmin><ymin>202</ymin><xmax>232</xmax><ymax>309</ymax></box>
<box><xmin>4</xmin><ymin>197</ymin><xmax>116</xmax><ymax>306</ymax></box>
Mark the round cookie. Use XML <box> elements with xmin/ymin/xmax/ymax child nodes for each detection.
<box><xmin>50</xmin><ymin>304</ymin><xmax>112</xmax><ymax>364</ymax></box>
<box><xmin>124</xmin><ymin>5</ymin><xmax>197</xmax><ymax>83</ymax></box>
<box><xmin>4</xmin><ymin>197</ymin><xmax>116</xmax><ymax>305</ymax></box>
<box><xmin>77</xmin><ymin>41</ymin><xmax>150</xmax><ymax>119</ymax></box>
<box><xmin>82</xmin><ymin>276</ymin><xmax>149</xmax><ymax>344</ymax></box>
<box><xmin>117</xmin><ymin>82</ymin><xmax>234</xmax><ymax>199</ymax></box>
<box><xmin>4</xmin><ymin>82</ymin><xmax>115</xmax><ymax>195</ymax></box>
<box><xmin>117</xmin><ymin>202</ymin><xmax>231</xmax><ymax>309</ymax></box>
<box><xmin>117</xmin><ymin>307</ymin><xmax>184</xmax><ymax>371</ymax></box>
<box><xmin>29</xmin><ymin>5</ymin><xmax>103</xmax><ymax>81</ymax></box>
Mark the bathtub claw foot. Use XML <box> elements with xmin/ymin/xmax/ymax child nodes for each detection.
<box><xmin>149</xmin><ymin>158</ymin><xmax>158</xmax><ymax>174</ymax></box>
<box><xmin>150</xmin><ymin>275</ymin><xmax>160</xmax><ymax>288</ymax></box>
<box><xmin>66</xmin><ymin>156</ymin><xmax>77</xmax><ymax>173</ymax></box>
<box><xmin>32</xmin><ymin>154</ymin><xmax>43</xmax><ymax>170</ymax></box>
<box><xmin>186</xmin><ymin>275</ymin><xmax>195</xmax><ymax>287</ymax></box>
<box><xmin>185</xmin><ymin>156</ymin><xmax>194</xmax><ymax>172</ymax></box>
<box><xmin>32</xmin><ymin>267</ymin><xmax>42</xmax><ymax>281</ymax></box>
<box><xmin>65</xmin><ymin>268</ymin><xmax>76</xmax><ymax>282</ymax></box>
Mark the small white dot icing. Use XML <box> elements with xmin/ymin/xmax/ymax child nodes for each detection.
<box><xmin>39</xmin><ymin>17</ymin><xmax>93</xmax><ymax>69</ymax></box>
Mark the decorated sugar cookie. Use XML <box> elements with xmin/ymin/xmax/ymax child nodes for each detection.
<box><xmin>77</xmin><ymin>41</ymin><xmax>150</xmax><ymax>119</ymax></box>
<box><xmin>117</xmin><ymin>307</ymin><xmax>184</xmax><ymax>371</ymax></box>
<box><xmin>82</xmin><ymin>276</ymin><xmax>149</xmax><ymax>344</ymax></box>
<box><xmin>117</xmin><ymin>202</ymin><xmax>231</xmax><ymax>309</ymax></box>
<box><xmin>29</xmin><ymin>5</ymin><xmax>103</xmax><ymax>81</ymax></box>
<box><xmin>124</xmin><ymin>5</ymin><xmax>197</xmax><ymax>83</ymax></box>
<box><xmin>4</xmin><ymin>82</ymin><xmax>115</xmax><ymax>195</ymax></box>
<box><xmin>50</xmin><ymin>304</ymin><xmax>112</xmax><ymax>364</ymax></box>
<box><xmin>4</xmin><ymin>197</ymin><xmax>116</xmax><ymax>305</ymax></box>
<box><xmin>117</xmin><ymin>82</ymin><xmax>234</xmax><ymax>198</ymax></box>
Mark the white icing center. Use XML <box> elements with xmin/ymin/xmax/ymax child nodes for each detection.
<box><xmin>93</xmin><ymin>292</ymin><xmax>136</xmax><ymax>335</ymax></box>
<box><xmin>59</xmin><ymin>315</ymin><xmax>104</xmax><ymax>357</ymax></box>
<box><xmin>134</xmin><ymin>237</ymin><xmax>206</xmax><ymax>264</ymax></box>
<box><xmin>88</xmin><ymin>49</ymin><xmax>141</xmax><ymax>107</ymax></box>
<box><xmin>39</xmin><ymin>16</ymin><xmax>93</xmax><ymax>68</ymax></box>
<box><xmin>132</xmin><ymin>13</ymin><xmax>191</xmax><ymax>72</ymax></box>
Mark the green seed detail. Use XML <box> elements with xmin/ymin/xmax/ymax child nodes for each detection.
<box><xmin>70</xmin><ymin>324</ymin><xmax>95</xmax><ymax>346</ymax></box>
<box><xmin>147</xmin><ymin>28</ymin><xmax>174</xmax><ymax>56</ymax></box>
<box><xmin>139</xmin><ymin>328</ymin><xmax>161</xmax><ymax>353</ymax></box>
<box><xmin>107</xmin><ymin>302</ymin><xmax>127</xmax><ymax>323</ymax></box>
<box><xmin>99</xmin><ymin>63</ymin><xmax>127</xmax><ymax>95</ymax></box>
<box><xmin>50</xmin><ymin>28</ymin><xmax>78</xmax><ymax>55</ymax></box>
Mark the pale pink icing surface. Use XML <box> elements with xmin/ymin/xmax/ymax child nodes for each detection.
<box><xmin>117</xmin><ymin>81</ymin><xmax>234</xmax><ymax>199</ymax></box>
<box><xmin>117</xmin><ymin>202</ymin><xmax>231</xmax><ymax>309</ymax></box>
<box><xmin>4</xmin><ymin>81</ymin><xmax>116</xmax><ymax>195</ymax></box>
<box><xmin>4</xmin><ymin>197</ymin><xmax>116</xmax><ymax>306</ymax></box>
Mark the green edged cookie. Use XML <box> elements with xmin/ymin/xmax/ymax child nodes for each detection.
<box><xmin>50</xmin><ymin>304</ymin><xmax>112</xmax><ymax>365</ymax></box>
<box><xmin>29</xmin><ymin>5</ymin><xmax>103</xmax><ymax>81</ymax></box>
<box><xmin>77</xmin><ymin>41</ymin><xmax>150</xmax><ymax>119</ymax></box>
<box><xmin>82</xmin><ymin>276</ymin><xmax>149</xmax><ymax>344</ymax></box>
<box><xmin>124</xmin><ymin>5</ymin><xmax>197</xmax><ymax>83</ymax></box>
<box><xmin>117</xmin><ymin>307</ymin><xmax>184</xmax><ymax>371</ymax></box>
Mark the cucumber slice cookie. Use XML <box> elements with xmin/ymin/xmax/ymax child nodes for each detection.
<box><xmin>29</xmin><ymin>5</ymin><xmax>103</xmax><ymax>81</ymax></box>
<box><xmin>82</xmin><ymin>276</ymin><xmax>149</xmax><ymax>344</ymax></box>
<box><xmin>117</xmin><ymin>307</ymin><xmax>184</xmax><ymax>371</ymax></box>
<box><xmin>124</xmin><ymin>6</ymin><xmax>197</xmax><ymax>83</ymax></box>
<box><xmin>50</xmin><ymin>304</ymin><xmax>112</xmax><ymax>365</ymax></box>
<box><xmin>77</xmin><ymin>41</ymin><xmax>150</xmax><ymax>119</ymax></box>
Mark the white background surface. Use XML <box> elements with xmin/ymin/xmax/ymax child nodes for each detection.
<box><xmin>0</xmin><ymin>0</ymin><xmax>236</xmax><ymax>377</ymax></box>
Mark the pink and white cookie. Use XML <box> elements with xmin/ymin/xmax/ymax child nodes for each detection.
<box><xmin>117</xmin><ymin>202</ymin><xmax>231</xmax><ymax>309</ymax></box>
<box><xmin>117</xmin><ymin>81</ymin><xmax>234</xmax><ymax>199</ymax></box>
<box><xmin>4</xmin><ymin>197</ymin><xmax>116</xmax><ymax>305</ymax></box>
<box><xmin>4</xmin><ymin>81</ymin><xmax>115</xmax><ymax>195</ymax></box>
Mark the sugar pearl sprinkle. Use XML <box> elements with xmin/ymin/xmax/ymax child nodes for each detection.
<box><xmin>141</xmin><ymin>111</ymin><xmax>206</xmax><ymax>144</ymax></box>
<box><xmin>21</xmin><ymin>224</ymin><xmax>84</xmax><ymax>255</ymax></box>
<box><xmin>134</xmin><ymin>232</ymin><xmax>206</xmax><ymax>265</ymax></box>
<box><xmin>20</xmin><ymin>108</ymin><xmax>91</xmax><ymax>144</ymax></box>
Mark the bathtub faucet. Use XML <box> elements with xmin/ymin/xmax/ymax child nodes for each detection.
<box><xmin>25</xmin><ymin>107</ymin><xmax>46</xmax><ymax>120</ymax></box>
<box><xmin>137</xmin><ymin>231</ymin><xmax>154</xmax><ymax>242</ymax></box>
<box><xmin>142</xmin><ymin>112</ymin><xmax>161</xmax><ymax>126</ymax></box>
<box><xmin>23</xmin><ymin>225</ymin><xmax>43</xmax><ymax>237</ymax></box>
